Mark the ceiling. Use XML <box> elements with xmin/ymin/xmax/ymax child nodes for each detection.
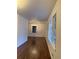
<box><xmin>17</xmin><ymin>0</ymin><xmax>57</xmax><ymax>20</ymax></box>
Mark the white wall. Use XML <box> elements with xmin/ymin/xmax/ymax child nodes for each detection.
<box><xmin>28</xmin><ymin>18</ymin><xmax>48</xmax><ymax>37</ymax></box>
<box><xmin>17</xmin><ymin>14</ymin><xmax>28</xmax><ymax>47</ymax></box>
<box><xmin>46</xmin><ymin>0</ymin><xmax>61</xmax><ymax>59</ymax></box>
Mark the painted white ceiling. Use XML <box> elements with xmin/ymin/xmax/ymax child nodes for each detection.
<box><xmin>17</xmin><ymin>0</ymin><xmax>57</xmax><ymax>20</ymax></box>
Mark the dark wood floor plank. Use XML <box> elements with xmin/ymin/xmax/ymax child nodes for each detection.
<box><xmin>17</xmin><ymin>37</ymin><xmax>51</xmax><ymax>59</ymax></box>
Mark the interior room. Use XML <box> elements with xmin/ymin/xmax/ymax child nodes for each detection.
<box><xmin>17</xmin><ymin>0</ymin><xmax>61</xmax><ymax>59</ymax></box>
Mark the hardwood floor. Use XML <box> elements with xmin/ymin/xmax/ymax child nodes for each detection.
<box><xmin>17</xmin><ymin>37</ymin><xmax>51</xmax><ymax>59</ymax></box>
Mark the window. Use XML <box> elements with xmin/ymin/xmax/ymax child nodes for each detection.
<box><xmin>53</xmin><ymin>14</ymin><xmax>56</xmax><ymax>49</ymax></box>
<box><xmin>32</xmin><ymin>26</ymin><xmax>37</xmax><ymax>33</ymax></box>
<box><xmin>48</xmin><ymin>13</ymin><xmax>56</xmax><ymax>50</ymax></box>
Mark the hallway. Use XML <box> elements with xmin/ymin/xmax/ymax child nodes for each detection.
<box><xmin>17</xmin><ymin>37</ymin><xmax>51</xmax><ymax>59</ymax></box>
<box><xmin>17</xmin><ymin>0</ymin><xmax>61</xmax><ymax>59</ymax></box>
